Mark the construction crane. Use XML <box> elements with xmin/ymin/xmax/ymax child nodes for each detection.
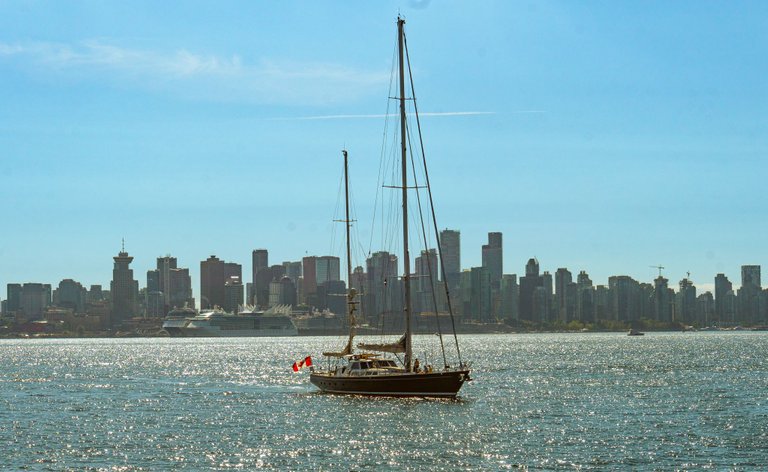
<box><xmin>650</xmin><ymin>265</ymin><xmax>665</xmax><ymax>277</ymax></box>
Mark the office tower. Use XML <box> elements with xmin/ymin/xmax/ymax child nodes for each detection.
<box><xmin>676</xmin><ymin>277</ymin><xmax>697</xmax><ymax>324</ymax></box>
<box><xmin>316</xmin><ymin>256</ymin><xmax>341</xmax><ymax>285</ymax></box>
<box><xmin>696</xmin><ymin>292</ymin><xmax>714</xmax><ymax>326</ymax></box>
<box><xmin>53</xmin><ymin>279</ymin><xmax>87</xmax><ymax>313</ymax></box>
<box><xmin>252</xmin><ymin>249</ymin><xmax>269</xmax><ymax>307</ymax></box>
<box><xmin>302</xmin><ymin>256</ymin><xmax>317</xmax><ymax>305</ymax></box>
<box><xmin>146</xmin><ymin>268</ymin><xmax>164</xmax><ymax>318</ymax></box>
<box><xmin>11</xmin><ymin>283</ymin><xmax>51</xmax><ymax>320</ymax></box>
<box><xmin>482</xmin><ymin>232</ymin><xmax>503</xmax><ymax>288</ymax></box>
<box><xmin>714</xmin><ymin>273</ymin><xmax>732</xmax><ymax>322</ymax></box>
<box><xmin>609</xmin><ymin>275</ymin><xmax>641</xmax><ymax>323</ymax></box>
<box><xmin>365</xmin><ymin>251</ymin><xmax>399</xmax><ymax>322</ymax></box>
<box><xmin>88</xmin><ymin>285</ymin><xmax>104</xmax><ymax>302</ymax></box>
<box><xmin>269</xmin><ymin>276</ymin><xmax>297</xmax><ymax>307</ymax></box>
<box><xmin>652</xmin><ymin>275</ymin><xmax>672</xmax><ymax>322</ymax></box>
<box><xmin>111</xmin><ymin>248</ymin><xmax>138</xmax><ymax>327</ymax></box>
<box><xmin>439</xmin><ymin>229</ymin><xmax>461</xmax><ymax>290</ymax></box>
<box><xmin>168</xmin><ymin>268</ymin><xmax>193</xmax><ymax>310</ymax></box>
<box><xmin>739</xmin><ymin>265</ymin><xmax>762</xmax><ymax>324</ymax></box>
<box><xmin>469</xmin><ymin>266</ymin><xmax>491</xmax><ymax>322</ymax></box>
<box><xmin>200</xmin><ymin>255</ymin><xmax>241</xmax><ymax>310</ymax></box>
<box><xmin>555</xmin><ymin>268</ymin><xmax>573</xmax><ymax>322</ymax></box>
<box><xmin>6</xmin><ymin>283</ymin><xmax>22</xmax><ymax>313</ymax></box>
<box><xmin>500</xmin><ymin>274</ymin><xmax>519</xmax><ymax>321</ymax></box>
<box><xmin>283</xmin><ymin>261</ymin><xmax>303</xmax><ymax>283</ymax></box>
<box><xmin>519</xmin><ymin>258</ymin><xmax>543</xmax><ymax>322</ymax></box>
<box><xmin>415</xmin><ymin>249</ymin><xmax>438</xmax><ymax>313</ymax></box>
<box><xmin>576</xmin><ymin>271</ymin><xmax>595</xmax><ymax>322</ymax></box>
<box><xmin>223</xmin><ymin>276</ymin><xmax>244</xmax><ymax>313</ymax></box>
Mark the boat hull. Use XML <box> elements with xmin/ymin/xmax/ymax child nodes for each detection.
<box><xmin>309</xmin><ymin>369</ymin><xmax>470</xmax><ymax>398</ymax></box>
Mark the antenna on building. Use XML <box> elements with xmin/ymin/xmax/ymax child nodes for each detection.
<box><xmin>121</xmin><ymin>238</ymin><xmax>125</xmax><ymax>253</ymax></box>
<box><xmin>650</xmin><ymin>265</ymin><xmax>665</xmax><ymax>277</ymax></box>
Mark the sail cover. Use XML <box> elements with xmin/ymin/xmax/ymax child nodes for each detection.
<box><xmin>323</xmin><ymin>337</ymin><xmax>353</xmax><ymax>358</ymax></box>
<box><xmin>357</xmin><ymin>334</ymin><xmax>406</xmax><ymax>353</ymax></box>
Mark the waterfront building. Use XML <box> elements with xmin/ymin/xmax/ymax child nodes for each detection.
<box><xmin>500</xmin><ymin>274</ymin><xmax>519</xmax><ymax>322</ymax></box>
<box><xmin>714</xmin><ymin>273</ymin><xmax>732</xmax><ymax>322</ymax></box>
<box><xmin>365</xmin><ymin>251</ymin><xmax>399</xmax><ymax>323</ymax></box>
<box><xmin>223</xmin><ymin>276</ymin><xmax>243</xmax><ymax>313</ymax></box>
<box><xmin>111</xmin><ymin>248</ymin><xmax>139</xmax><ymax>327</ymax></box>
<box><xmin>609</xmin><ymin>275</ymin><xmax>640</xmax><ymax>323</ymax></box>
<box><xmin>53</xmin><ymin>279</ymin><xmax>87</xmax><ymax>313</ymax></box>
<box><xmin>269</xmin><ymin>276</ymin><xmax>297</xmax><ymax>307</ymax></box>
<box><xmin>676</xmin><ymin>277</ymin><xmax>697</xmax><ymax>324</ymax></box>
<box><xmin>519</xmin><ymin>258</ymin><xmax>543</xmax><ymax>322</ymax></box>
<box><xmin>302</xmin><ymin>256</ymin><xmax>317</xmax><ymax>305</ymax></box>
<box><xmin>439</xmin><ymin>229</ymin><xmax>461</xmax><ymax>290</ymax></box>
<box><xmin>200</xmin><ymin>255</ymin><xmax>241</xmax><ymax>310</ymax></box>
<box><xmin>283</xmin><ymin>261</ymin><xmax>302</xmax><ymax>284</ymax></box>
<box><xmin>576</xmin><ymin>271</ymin><xmax>595</xmax><ymax>323</ymax></box>
<box><xmin>739</xmin><ymin>265</ymin><xmax>762</xmax><ymax>324</ymax></box>
<box><xmin>469</xmin><ymin>266</ymin><xmax>491</xmax><ymax>322</ymax></box>
<box><xmin>555</xmin><ymin>268</ymin><xmax>573</xmax><ymax>323</ymax></box>
<box><xmin>317</xmin><ymin>256</ymin><xmax>341</xmax><ymax>285</ymax></box>
<box><xmin>415</xmin><ymin>249</ymin><xmax>438</xmax><ymax>314</ymax></box>
<box><xmin>696</xmin><ymin>292</ymin><xmax>714</xmax><ymax>326</ymax></box>
<box><xmin>252</xmin><ymin>249</ymin><xmax>269</xmax><ymax>307</ymax></box>
<box><xmin>652</xmin><ymin>276</ymin><xmax>673</xmax><ymax>323</ymax></box>
<box><xmin>6</xmin><ymin>283</ymin><xmax>22</xmax><ymax>313</ymax></box>
<box><xmin>482</xmin><ymin>232</ymin><xmax>503</xmax><ymax>290</ymax></box>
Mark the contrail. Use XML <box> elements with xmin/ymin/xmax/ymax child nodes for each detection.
<box><xmin>272</xmin><ymin>111</ymin><xmax>510</xmax><ymax>121</ymax></box>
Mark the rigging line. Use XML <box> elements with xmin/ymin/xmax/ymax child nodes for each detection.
<box><xmin>404</xmin><ymin>32</ymin><xmax>463</xmax><ymax>366</ymax></box>
<box><xmin>405</xmin><ymin>111</ymin><xmax>448</xmax><ymax>369</ymax></box>
<box><xmin>329</xmin><ymin>157</ymin><xmax>346</xmax><ymax>260</ymax></box>
<box><xmin>369</xmin><ymin>39</ymin><xmax>399</xmax><ymax>258</ymax></box>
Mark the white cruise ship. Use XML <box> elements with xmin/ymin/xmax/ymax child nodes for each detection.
<box><xmin>165</xmin><ymin>305</ymin><xmax>298</xmax><ymax>337</ymax></box>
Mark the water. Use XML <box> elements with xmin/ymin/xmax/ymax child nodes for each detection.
<box><xmin>2</xmin><ymin>332</ymin><xmax>767</xmax><ymax>470</ymax></box>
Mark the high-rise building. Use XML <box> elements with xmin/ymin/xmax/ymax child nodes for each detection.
<box><xmin>609</xmin><ymin>275</ymin><xmax>641</xmax><ymax>323</ymax></box>
<box><xmin>283</xmin><ymin>261</ymin><xmax>303</xmax><ymax>284</ymax></box>
<box><xmin>365</xmin><ymin>251</ymin><xmax>399</xmax><ymax>322</ymax></box>
<box><xmin>302</xmin><ymin>256</ymin><xmax>317</xmax><ymax>305</ymax></box>
<box><xmin>439</xmin><ymin>229</ymin><xmax>461</xmax><ymax>290</ymax></box>
<box><xmin>482</xmin><ymin>232</ymin><xmax>503</xmax><ymax>289</ymax></box>
<box><xmin>200</xmin><ymin>255</ymin><xmax>241</xmax><ymax>310</ymax></box>
<box><xmin>519</xmin><ymin>258</ymin><xmax>543</xmax><ymax>322</ymax></box>
<box><xmin>111</xmin><ymin>248</ymin><xmax>138</xmax><ymax>326</ymax></box>
<box><xmin>739</xmin><ymin>265</ymin><xmax>762</xmax><ymax>324</ymax></box>
<box><xmin>223</xmin><ymin>276</ymin><xmax>244</xmax><ymax>313</ymax></box>
<box><xmin>6</xmin><ymin>283</ymin><xmax>22</xmax><ymax>313</ymax></box>
<box><xmin>676</xmin><ymin>277</ymin><xmax>697</xmax><ymax>324</ymax></box>
<box><xmin>415</xmin><ymin>249</ymin><xmax>438</xmax><ymax>314</ymax></box>
<box><xmin>555</xmin><ymin>268</ymin><xmax>573</xmax><ymax>322</ymax></box>
<box><xmin>53</xmin><ymin>279</ymin><xmax>87</xmax><ymax>313</ymax></box>
<box><xmin>469</xmin><ymin>266</ymin><xmax>491</xmax><ymax>322</ymax></box>
<box><xmin>652</xmin><ymin>276</ymin><xmax>672</xmax><ymax>322</ymax></box>
<box><xmin>576</xmin><ymin>271</ymin><xmax>595</xmax><ymax>322</ymax></box>
<box><xmin>714</xmin><ymin>273</ymin><xmax>732</xmax><ymax>322</ymax></box>
<box><xmin>500</xmin><ymin>274</ymin><xmax>519</xmax><ymax>321</ymax></box>
<box><xmin>317</xmin><ymin>256</ymin><xmax>341</xmax><ymax>285</ymax></box>
<box><xmin>252</xmin><ymin>249</ymin><xmax>269</xmax><ymax>307</ymax></box>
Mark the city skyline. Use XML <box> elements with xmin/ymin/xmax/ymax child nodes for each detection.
<box><xmin>2</xmin><ymin>2</ymin><xmax>767</xmax><ymax>297</ymax></box>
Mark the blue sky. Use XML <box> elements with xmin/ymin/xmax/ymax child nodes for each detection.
<box><xmin>1</xmin><ymin>1</ymin><xmax>767</xmax><ymax>299</ymax></box>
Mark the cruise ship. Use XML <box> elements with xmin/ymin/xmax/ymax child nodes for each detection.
<box><xmin>163</xmin><ymin>305</ymin><xmax>298</xmax><ymax>337</ymax></box>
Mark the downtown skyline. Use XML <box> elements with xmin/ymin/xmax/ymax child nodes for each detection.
<box><xmin>2</xmin><ymin>2</ymin><xmax>767</xmax><ymax>297</ymax></box>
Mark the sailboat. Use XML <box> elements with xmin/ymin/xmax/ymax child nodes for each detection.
<box><xmin>309</xmin><ymin>17</ymin><xmax>471</xmax><ymax>398</ymax></box>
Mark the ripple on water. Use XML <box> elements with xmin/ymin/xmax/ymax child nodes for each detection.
<box><xmin>1</xmin><ymin>333</ymin><xmax>768</xmax><ymax>469</ymax></box>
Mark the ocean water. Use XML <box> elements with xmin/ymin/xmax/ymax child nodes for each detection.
<box><xmin>1</xmin><ymin>332</ymin><xmax>767</xmax><ymax>470</ymax></box>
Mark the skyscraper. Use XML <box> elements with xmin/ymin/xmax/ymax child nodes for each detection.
<box><xmin>714</xmin><ymin>273</ymin><xmax>732</xmax><ymax>322</ymax></box>
<box><xmin>252</xmin><ymin>249</ymin><xmax>269</xmax><ymax>307</ymax></box>
<box><xmin>439</xmin><ymin>229</ymin><xmax>461</xmax><ymax>290</ymax></box>
<box><xmin>739</xmin><ymin>265</ymin><xmax>762</xmax><ymax>324</ymax></box>
<box><xmin>482</xmin><ymin>232</ymin><xmax>503</xmax><ymax>289</ymax></box>
<box><xmin>555</xmin><ymin>268</ymin><xmax>573</xmax><ymax>322</ymax></box>
<box><xmin>111</xmin><ymin>247</ymin><xmax>138</xmax><ymax>327</ymax></box>
<box><xmin>200</xmin><ymin>255</ymin><xmax>241</xmax><ymax>310</ymax></box>
<box><xmin>519</xmin><ymin>258</ymin><xmax>543</xmax><ymax>322</ymax></box>
<box><xmin>316</xmin><ymin>256</ymin><xmax>341</xmax><ymax>285</ymax></box>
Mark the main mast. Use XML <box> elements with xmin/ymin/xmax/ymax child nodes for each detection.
<box><xmin>398</xmin><ymin>17</ymin><xmax>413</xmax><ymax>372</ymax></box>
<box><xmin>343</xmin><ymin>150</ymin><xmax>356</xmax><ymax>355</ymax></box>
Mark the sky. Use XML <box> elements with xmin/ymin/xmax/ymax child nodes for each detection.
<box><xmin>1</xmin><ymin>1</ymin><xmax>767</xmax><ymax>300</ymax></box>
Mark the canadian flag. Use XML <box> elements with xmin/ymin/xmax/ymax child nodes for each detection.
<box><xmin>292</xmin><ymin>356</ymin><xmax>313</xmax><ymax>372</ymax></box>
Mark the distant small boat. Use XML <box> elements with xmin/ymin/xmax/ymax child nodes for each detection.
<box><xmin>627</xmin><ymin>329</ymin><xmax>645</xmax><ymax>336</ymax></box>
